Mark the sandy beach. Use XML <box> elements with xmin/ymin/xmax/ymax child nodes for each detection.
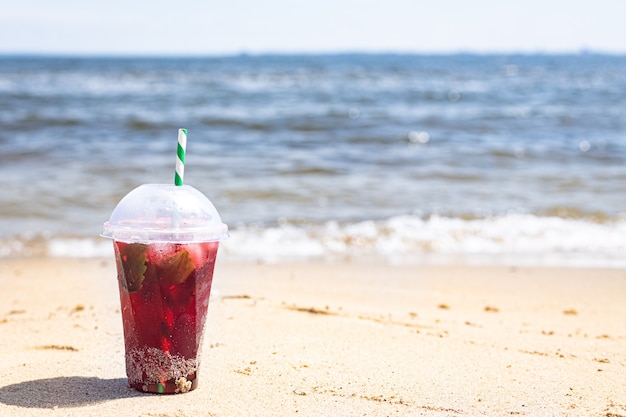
<box><xmin>0</xmin><ymin>258</ymin><xmax>625</xmax><ymax>416</ymax></box>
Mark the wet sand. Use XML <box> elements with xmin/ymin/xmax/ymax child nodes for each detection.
<box><xmin>0</xmin><ymin>259</ymin><xmax>625</xmax><ymax>416</ymax></box>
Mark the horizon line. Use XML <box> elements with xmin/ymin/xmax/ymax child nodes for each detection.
<box><xmin>0</xmin><ymin>48</ymin><xmax>624</xmax><ymax>59</ymax></box>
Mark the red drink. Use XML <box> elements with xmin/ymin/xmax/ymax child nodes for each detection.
<box><xmin>103</xmin><ymin>183</ymin><xmax>227</xmax><ymax>394</ymax></box>
<box><xmin>114</xmin><ymin>240</ymin><xmax>219</xmax><ymax>394</ymax></box>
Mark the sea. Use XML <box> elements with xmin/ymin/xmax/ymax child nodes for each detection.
<box><xmin>1</xmin><ymin>53</ymin><xmax>625</xmax><ymax>266</ymax></box>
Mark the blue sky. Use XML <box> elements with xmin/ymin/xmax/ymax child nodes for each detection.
<box><xmin>1</xmin><ymin>0</ymin><xmax>625</xmax><ymax>55</ymax></box>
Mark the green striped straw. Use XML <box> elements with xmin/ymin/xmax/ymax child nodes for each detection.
<box><xmin>175</xmin><ymin>128</ymin><xmax>187</xmax><ymax>186</ymax></box>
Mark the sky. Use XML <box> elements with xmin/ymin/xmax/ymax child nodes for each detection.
<box><xmin>1</xmin><ymin>0</ymin><xmax>625</xmax><ymax>56</ymax></box>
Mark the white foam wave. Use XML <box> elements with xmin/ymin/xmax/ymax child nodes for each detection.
<box><xmin>222</xmin><ymin>214</ymin><xmax>626</xmax><ymax>267</ymax></box>
<box><xmin>4</xmin><ymin>214</ymin><xmax>625</xmax><ymax>267</ymax></box>
<box><xmin>48</xmin><ymin>238</ymin><xmax>114</xmax><ymax>258</ymax></box>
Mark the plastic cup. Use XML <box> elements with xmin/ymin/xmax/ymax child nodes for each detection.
<box><xmin>102</xmin><ymin>184</ymin><xmax>228</xmax><ymax>394</ymax></box>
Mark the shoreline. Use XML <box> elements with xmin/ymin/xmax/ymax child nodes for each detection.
<box><xmin>1</xmin><ymin>258</ymin><xmax>625</xmax><ymax>416</ymax></box>
<box><xmin>2</xmin><ymin>211</ymin><xmax>626</xmax><ymax>269</ymax></box>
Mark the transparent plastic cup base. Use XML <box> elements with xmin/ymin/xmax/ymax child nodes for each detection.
<box><xmin>103</xmin><ymin>184</ymin><xmax>227</xmax><ymax>394</ymax></box>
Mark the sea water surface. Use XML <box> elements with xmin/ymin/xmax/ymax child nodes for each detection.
<box><xmin>1</xmin><ymin>54</ymin><xmax>625</xmax><ymax>265</ymax></box>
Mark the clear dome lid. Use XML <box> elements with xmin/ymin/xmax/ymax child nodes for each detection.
<box><xmin>102</xmin><ymin>184</ymin><xmax>228</xmax><ymax>243</ymax></box>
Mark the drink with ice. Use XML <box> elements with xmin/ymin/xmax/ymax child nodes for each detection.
<box><xmin>115</xmin><ymin>240</ymin><xmax>218</xmax><ymax>393</ymax></box>
<box><xmin>103</xmin><ymin>183</ymin><xmax>227</xmax><ymax>394</ymax></box>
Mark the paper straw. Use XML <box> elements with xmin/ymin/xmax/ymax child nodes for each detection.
<box><xmin>175</xmin><ymin>128</ymin><xmax>187</xmax><ymax>186</ymax></box>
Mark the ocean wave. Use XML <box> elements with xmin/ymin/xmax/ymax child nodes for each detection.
<box><xmin>3</xmin><ymin>214</ymin><xmax>625</xmax><ymax>267</ymax></box>
<box><xmin>221</xmin><ymin>214</ymin><xmax>626</xmax><ymax>266</ymax></box>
